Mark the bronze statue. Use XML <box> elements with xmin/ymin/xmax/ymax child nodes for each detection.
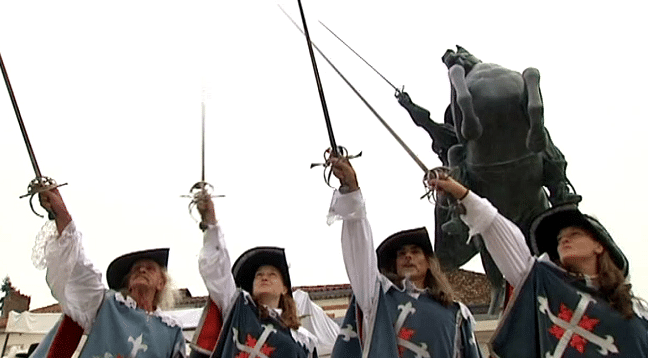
<box><xmin>397</xmin><ymin>46</ymin><xmax>580</xmax><ymax>313</ymax></box>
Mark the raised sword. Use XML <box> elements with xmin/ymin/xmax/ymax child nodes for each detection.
<box><xmin>289</xmin><ymin>1</ymin><xmax>360</xmax><ymax>189</ymax></box>
<box><xmin>182</xmin><ymin>93</ymin><xmax>224</xmax><ymax>230</ymax></box>
<box><xmin>0</xmin><ymin>51</ymin><xmax>67</xmax><ymax>218</ymax></box>
<box><xmin>278</xmin><ymin>13</ymin><xmax>451</xmax><ymax>200</ymax></box>
<box><xmin>318</xmin><ymin>21</ymin><xmax>404</xmax><ymax>97</ymax></box>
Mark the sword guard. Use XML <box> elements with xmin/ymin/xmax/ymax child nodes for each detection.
<box><xmin>182</xmin><ymin>181</ymin><xmax>224</xmax><ymax>229</ymax></box>
<box><xmin>421</xmin><ymin>167</ymin><xmax>465</xmax><ymax>214</ymax></box>
<box><xmin>311</xmin><ymin>146</ymin><xmax>362</xmax><ymax>188</ymax></box>
<box><xmin>20</xmin><ymin>176</ymin><xmax>68</xmax><ymax>219</ymax></box>
<box><xmin>421</xmin><ymin>167</ymin><xmax>452</xmax><ymax>203</ymax></box>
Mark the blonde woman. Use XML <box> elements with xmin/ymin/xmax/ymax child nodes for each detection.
<box><xmin>430</xmin><ymin>174</ymin><xmax>648</xmax><ymax>357</ymax></box>
<box><xmin>193</xmin><ymin>196</ymin><xmax>318</xmax><ymax>358</ymax></box>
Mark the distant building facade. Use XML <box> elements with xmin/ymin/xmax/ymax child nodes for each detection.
<box><xmin>2</xmin><ymin>268</ymin><xmax>496</xmax><ymax>356</ymax></box>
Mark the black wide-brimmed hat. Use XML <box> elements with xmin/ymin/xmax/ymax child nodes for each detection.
<box><xmin>106</xmin><ymin>248</ymin><xmax>169</xmax><ymax>290</ymax></box>
<box><xmin>232</xmin><ymin>246</ymin><xmax>292</xmax><ymax>296</ymax></box>
<box><xmin>376</xmin><ymin>227</ymin><xmax>433</xmax><ymax>272</ymax></box>
<box><xmin>530</xmin><ymin>204</ymin><xmax>628</xmax><ymax>277</ymax></box>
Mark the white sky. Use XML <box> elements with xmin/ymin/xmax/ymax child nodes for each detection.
<box><xmin>1</xmin><ymin>0</ymin><xmax>646</xmax><ymax>310</ymax></box>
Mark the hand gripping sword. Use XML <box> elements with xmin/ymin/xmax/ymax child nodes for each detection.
<box><xmin>288</xmin><ymin>1</ymin><xmax>361</xmax><ymax>189</ymax></box>
<box><xmin>279</xmin><ymin>14</ymin><xmax>452</xmax><ymax>202</ymax></box>
<box><xmin>181</xmin><ymin>96</ymin><xmax>224</xmax><ymax>230</ymax></box>
<box><xmin>0</xmin><ymin>52</ymin><xmax>67</xmax><ymax>219</ymax></box>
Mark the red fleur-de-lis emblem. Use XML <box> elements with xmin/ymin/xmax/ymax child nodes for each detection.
<box><xmin>397</xmin><ymin>327</ymin><xmax>416</xmax><ymax>357</ymax></box>
<box><xmin>548</xmin><ymin>303</ymin><xmax>601</xmax><ymax>353</ymax></box>
<box><xmin>235</xmin><ymin>334</ymin><xmax>276</xmax><ymax>358</ymax></box>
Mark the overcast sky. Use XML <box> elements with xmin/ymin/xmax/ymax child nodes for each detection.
<box><xmin>1</xmin><ymin>0</ymin><xmax>646</xmax><ymax>310</ymax></box>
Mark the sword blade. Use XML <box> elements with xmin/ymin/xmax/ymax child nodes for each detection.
<box><xmin>0</xmin><ymin>52</ymin><xmax>43</xmax><ymax>178</ymax></box>
<box><xmin>319</xmin><ymin>21</ymin><xmax>399</xmax><ymax>92</ymax></box>
<box><xmin>201</xmin><ymin>100</ymin><xmax>206</xmax><ymax>183</ymax></box>
<box><xmin>279</xmin><ymin>9</ymin><xmax>429</xmax><ymax>173</ymax></box>
<box><xmin>293</xmin><ymin>0</ymin><xmax>339</xmax><ymax>155</ymax></box>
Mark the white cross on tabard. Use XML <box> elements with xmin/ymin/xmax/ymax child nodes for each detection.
<box><xmin>394</xmin><ymin>302</ymin><xmax>431</xmax><ymax>358</ymax></box>
<box><xmin>538</xmin><ymin>293</ymin><xmax>618</xmax><ymax>357</ymax></box>
<box><xmin>232</xmin><ymin>324</ymin><xmax>278</xmax><ymax>358</ymax></box>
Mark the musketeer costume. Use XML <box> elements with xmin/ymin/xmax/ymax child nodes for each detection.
<box><xmin>328</xmin><ymin>189</ymin><xmax>483</xmax><ymax>358</ymax></box>
<box><xmin>192</xmin><ymin>223</ymin><xmax>318</xmax><ymax>358</ymax></box>
<box><xmin>459</xmin><ymin>191</ymin><xmax>648</xmax><ymax>357</ymax></box>
<box><xmin>29</xmin><ymin>221</ymin><xmax>186</xmax><ymax>358</ymax></box>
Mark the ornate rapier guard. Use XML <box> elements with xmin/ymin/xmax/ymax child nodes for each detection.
<box><xmin>0</xmin><ymin>51</ymin><xmax>67</xmax><ymax>219</ymax></box>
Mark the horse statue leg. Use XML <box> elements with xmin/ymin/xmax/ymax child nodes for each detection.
<box><xmin>522</xmin><ymin>67</ymin><xmax>547</xmax><ymax>153</ymax></box>
<box><xmin>448</xmin><ymin>64</ymin><xmax>483</xmax><ymax>141</ymax></box>
<box><xmin>474</xmin><ymin>235</ymin><xmax>507</xmax><ymax>315</ymax></box>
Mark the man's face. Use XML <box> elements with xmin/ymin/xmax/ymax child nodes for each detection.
<box><xmin>127</xmin><ymin>259</ymin><xmax>166</xmax><ymax>293</ymax></box>
<box><xmin>395</xmin><ymin>244</ymin><xmax>430</xmax><ymax>282</ymax></box>
<box><xmin>252</xmin><ymin>265</ymin><xmax>287</xmax><ymax>299</ymax></box>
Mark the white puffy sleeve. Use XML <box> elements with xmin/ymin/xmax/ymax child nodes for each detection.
<box><xmin>459</xmin><ymin>192</ymin><xmax>535</xmax><ymax>288</ymax></box>
<box><xmin>329</xmin><ymin>189</ymin><xmax>380</xmax><ymax>314</ymax></box>
<box><xmin>198</xmin><ymin>223</ymin><xmax>237</xmax><ymax>317</ymax></box>
<box><xmin>41</xmin><ymin>220</ymin><xmax>105</xmax><ymax>332</ymax></box>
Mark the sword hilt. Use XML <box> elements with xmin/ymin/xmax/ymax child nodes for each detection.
<box><xmin>182</xmin><ymin>181</ymin><xmax>224</xmax><ymax>230</ymax></box>
<box><xmin>19</xmin><ymin>176</ymin><xmax>68</xmax><ymax>219</ymax></box>
<box><xmin>421</xmin><ymin>167</ymin><xmax>465</xmax><ymax>214</ymax></box>
<box><xmin>310</xmin><ymin>146</ymin><xmax>362</xmax><ymax>189</ymax></box>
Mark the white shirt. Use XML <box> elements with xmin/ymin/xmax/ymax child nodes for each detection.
<box><xmin>39</xmin><ymin>220</ymin><xmax>178</xmax><ymax>332</ymax></box>
<box><xmin>198</xmin><ymin>224</ymin><xmax>318</xmax><ymax>356</ymax></box>
<box><xmin>328</xmin><ymin>189</ymin><xmax>476</xmax><ymax>340</ymax></box>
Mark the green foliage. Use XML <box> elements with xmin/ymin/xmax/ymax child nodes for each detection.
<box><xmin>0</xmin><ymin>275</ymin><xmax>13</xmax><ymax>311</ymax></box>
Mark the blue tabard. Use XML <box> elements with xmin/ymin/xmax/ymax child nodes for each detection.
<box><xmin>30</xmin><ymin>290</ymin><xmax>186</xmax><ymax>358</ymax></box>
<box><xmin>491</xmin><ymin>261</ymin><xmax>648</xmax><ymax>357</ymax></box>
<box><xmin>332</xmin><ymin>282</ymin><xmax>483</xmax><ymax>358</ymax></box>
<box><xmin>331</xmin><ymin>295</ymin><xmax>363</xmax><ymax>358</ymax></box>
<box><xmin>28</xmin><ymin>316</ymin><xmax>61</xmax><ymax>358</ymax></box>
<box><xmin>212</xmin><ymin>291</ymin><xmax>317</xmax><ymax>358</ymax></box>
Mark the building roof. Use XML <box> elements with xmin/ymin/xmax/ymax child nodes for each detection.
<box><xmin>446</xmin><ymin>268</ymin><xmax>491</xmax><ymax>306</ymax></box>
<box><xmin>27</xmin><ymin>268</ymin><xmax>491</xmax><ymax>313</ymax></box>
<box><xmin>30</xmin><ymin>303</ymin><xmax>62</xmax><ymax>314</ymax></box>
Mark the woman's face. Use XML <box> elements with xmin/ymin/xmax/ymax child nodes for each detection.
<box><xmin>557</xmin><ymin>226</ymin><xmax>604</xmax><ymax>267</ymax></box>
<box><xmin>252</xmin><ymin>265</ymin><xmax>287</xmax><ymax>299</ymax></box>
